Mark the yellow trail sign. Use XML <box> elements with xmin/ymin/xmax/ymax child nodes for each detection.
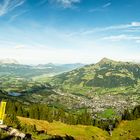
<box><xmin>0</xmin><ymin>101</ymin><xmax>7</xmax><ymax>124</ymax></box>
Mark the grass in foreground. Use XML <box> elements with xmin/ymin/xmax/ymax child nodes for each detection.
<box><xmin>111</xmin><ymin>118</ymin><xmax>140</xmax><ymax>140</ymax></box>
<box><xmin>18</xmin><ymin>116</ymin><xmax>140</xmax><ymax>140</ymax></box>
<box><xmin>18</xmin><ymin>116</ymin><xmax>109</xmax><ymax>140</ymax></box>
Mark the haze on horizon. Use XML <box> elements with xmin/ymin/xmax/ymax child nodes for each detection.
<box><xmin>0</xmin><ymin>0</ymin><xmax>140</xmax><ymax>64</ymax></box>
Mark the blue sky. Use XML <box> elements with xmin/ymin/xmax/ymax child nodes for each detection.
<box><xmin>0</xmin><ymin>0</ymin><xmax>140</xmax><ymax>64</ymax></box>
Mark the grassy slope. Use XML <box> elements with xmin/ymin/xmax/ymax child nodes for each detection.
<box><xmin>18</xmin><ymin>117</ymin><xmax>140</xmax><ymax>140</ymax></box>
<box><xmin>111</xmin><ymin>118</ymin><xmax>140</xmax><ymax>140</ymax></box>
<box><xmin>18</xmin><ymin>117</ymin><xmax>109</xmax><ymax>140</ymax></box>
<box><xmin>50</xmin><ymin>58</ymin><xmax>140</xmax><ymax>89</ymax></box>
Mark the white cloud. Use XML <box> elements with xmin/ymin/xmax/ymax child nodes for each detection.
<box><xmin>89</xmin><ymin>2</ymin><xmax>111</xmax><ymax>12</ymax></box>
<box><xmin>102</xmin><ymin>34</ymin><xmax>140</xmax><ymax>42</ymax></box>
<box><xmin>131</xmin><ymin>22</ymin><xmax>140</xmax><ymax>27</ymax></box>
<box><xmin>0</xmin><ymin>0</ymin><xmax>25</xmax><ymax>16</ymax></box>
<box><xmin>102</xmin><ymin>2</ymin><xmax>111</xmax><ymax>8</ymax></box>
<box><xmin>9</xmin><ymin>9</ymin><xmax>28</xmax><ymax>22</ymax></box>
<box><xmin>52</xmin><ymin>0</ymin><xmax>80</xmax><ymax>8</ymax></box>
<box><xmin>77</xmin><ymin>21</ymin><xmax>140</xmax><ymax>36</ymax></box>
<box><xmin>14</xmin><ymin>45</ymin><xmax>26</xmax><ymax>49</ymax></box>
<box><xmin>103</xmin><ymin>35</ymin><xmax>129</xmax><ymax>41</ymax></box>
<box><xmin>104</xmin><ymin>22</ymin><xmax>140</xmax><ymax>30</ymax></box>
<box><xmin>0</xmin><ymin>22</ymin><xmax>140</xmax><ymax>64</ymax></box>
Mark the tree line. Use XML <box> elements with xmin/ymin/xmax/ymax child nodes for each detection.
<box><xmin>5</xmin><ymin>101</ymin><xmax>92</xmax><ymax>125</ymax></box>
<box><xmin>5</xmin><ymin>100</ymin><xmax>140</xmax><ymax>131</ymax></box>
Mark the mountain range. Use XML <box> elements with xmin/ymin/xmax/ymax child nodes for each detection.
<box><xmin>0</xmin><ymin>58</ymin><xmax>140</xmax><ymax>117</ymax></box>
<box><xmin>0</xmin><ymin>59</ymin><xmax>84</xmax><ymax>78</ymax></box>
<box><xmin>50</xmin><ymin>58</ymin><xmax>140</xmax><ymax>90</ymax></box>
<box><xmin>0</xmin><ymin>58</ymin><xmax>19</xmax><ymax>64</ymax></box>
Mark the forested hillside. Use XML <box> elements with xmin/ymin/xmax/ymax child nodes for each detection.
<box><xmin>50</xmin><ymin>58</ymin><xmax>140</xmax><ymax>89</ymax></box>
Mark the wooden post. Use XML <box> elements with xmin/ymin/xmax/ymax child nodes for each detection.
<box><xmin>0</xmin><ymin>101</ymin><xmax>7</xmax><ymax>125</ymax></box>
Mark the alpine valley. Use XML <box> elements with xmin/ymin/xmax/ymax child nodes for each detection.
<box><xmin>0</xmin><ymin>58</ymin><xmax>140</xmax><ymax>140</ymax></box>
<box><xmin>1</xmin><ymin>58</ymin><xmax>140</xmax><ymax>115</ymax></box>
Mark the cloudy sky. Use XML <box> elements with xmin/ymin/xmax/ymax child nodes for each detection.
<box><xmin>0</xmin><ymin>0</ymin><xmax>140</xmax><ymax>64</ymax></box>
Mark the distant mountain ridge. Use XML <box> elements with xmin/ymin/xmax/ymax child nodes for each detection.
<box><xmin>50</xmin><ymin>58</ymin><xmax>140</xmax><ymax>89</ymax></box>
<box><xmin>0</xmin><ymin>61</ymin><xmax>84</xmax><ymax>78</ymax></box>
<box><xmin>0</xmin><ymin>58</ymin><xmax>19</xmax><ymax>64</ymax></box>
